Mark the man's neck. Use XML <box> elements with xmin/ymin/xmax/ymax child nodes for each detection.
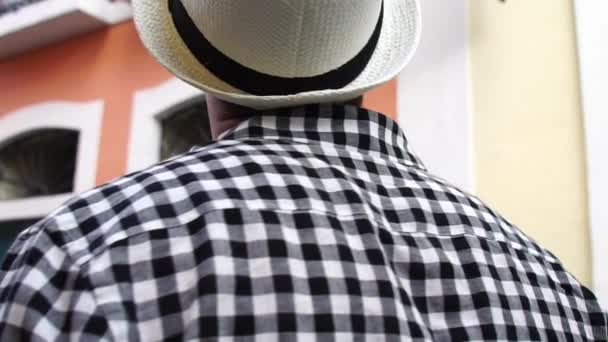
<box><xmin>206</xmin><ymin>95</ymin><xmax>364</xmax><ymax>140</ymax></box>
<box><xmin>206</xmin><ymin>96</ymin><xmax>256</xmax><ymax>140</ymax></box>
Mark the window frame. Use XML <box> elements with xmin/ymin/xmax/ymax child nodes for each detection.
<box><xmin>0</xmin><ymin>100</ymin><xmax>103</xmax><ymax>220</ymax></box>
<box><xmin>127</xmin><ymin>78</ymin><xmax>205</xmax><ymax>172</ymax></box>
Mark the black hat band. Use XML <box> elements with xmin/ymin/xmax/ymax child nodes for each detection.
<box><xmin>168</xmin><ymin>0</ymin><xmax>384</xmax><ymax>96</ymax></box>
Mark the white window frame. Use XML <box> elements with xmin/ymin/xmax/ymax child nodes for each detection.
<box><xmin>0</xmin><ymin>100</ymin><xmax>103</xmax><ymax>221</ymax></box>
<box><xmin>127</xmin><ymin>78</ymin><xmax>205</xmax><ymax>172</ymax></box>
<box><xmin>397</xmin><ymin>0</ymin><xmax>473</xmax><ymax>191</ymax></box>
<box><xmin>573</xmin><ymin>0</ymin><xmax>608</xmax><ymax>308</ymax></box>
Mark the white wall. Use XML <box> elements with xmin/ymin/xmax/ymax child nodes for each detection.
<box><xmin>397</xmin><ymin>0</ymin><xmax>472</xmax><ymax>191</ymax></box>
<box><xmin>573</xmin><ymin>0</ymin><xmax>608</xmax><ymax>309</ymax></box>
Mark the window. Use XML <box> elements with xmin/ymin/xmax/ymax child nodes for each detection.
<box><xmin>160</xmin><ymin>98</ymin><xmax>211</xmax><ymax>161</ymax></box>
<box><xmin>0</xmin><ymin>129</ymin><xmax>78</xmax><ymax>200</ymax></box>
<box><xmin>0</xmin><ymin>101</ymin><xmax>102</xmax><ymax>258</ymax></box>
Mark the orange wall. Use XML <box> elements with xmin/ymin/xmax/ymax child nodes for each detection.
<box><xmin>364</xmin><ymin>79</ymin><xmax>397</xmax><ymax>121</ymax></box>
<box><xmin>0</xmin><ymin>22</ymin><xmax>172</xmax><ymax>184</ymax></box>
<box><xmin>0</xmin><ymin>22</ymin><xmax>396</xmax><ymax>186</ymax></box>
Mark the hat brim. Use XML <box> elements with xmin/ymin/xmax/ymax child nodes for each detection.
<box><xmin>132</xmin><ymin>0</ymin><xmax>421</xmax><ymax>109</ymax></box>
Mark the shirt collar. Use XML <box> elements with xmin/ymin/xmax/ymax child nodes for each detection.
<box><xmin>217</xmin><ymin>104</ymin><xmax>425</xmax><ymax>169</ymax></box>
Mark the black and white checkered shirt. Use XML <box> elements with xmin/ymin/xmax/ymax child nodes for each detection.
<box><xmin>1</xmin><ymin>105</ymin><xmax>605</xmax><ymax>341</ymax></box>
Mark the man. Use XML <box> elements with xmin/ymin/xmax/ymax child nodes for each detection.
<box><xmin>0</xmin><ymin>0</ymin><xmax>605</xmax><ymax>340</ymax></box>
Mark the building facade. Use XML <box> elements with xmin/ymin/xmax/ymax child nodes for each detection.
<box><xmin>0</xmin><ymin>0</ymin><xmax>397</xmax><ymax>258</ymax></box>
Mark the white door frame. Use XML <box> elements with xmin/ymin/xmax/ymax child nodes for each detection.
<box><xmin>573</xmin><ymin>0</ymin><xmax>608</xmax><ymax>308</ymax></box>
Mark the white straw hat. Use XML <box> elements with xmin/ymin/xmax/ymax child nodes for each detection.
<box><xmin>132</xmin><ymin>0</ymin><xmax>421</xmax><ymax>109</ymax></box>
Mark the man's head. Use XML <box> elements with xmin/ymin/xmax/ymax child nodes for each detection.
<box><xmin>132</xmin><ymin>0</ymin><xmax>421</xmax><ymax>109</ymax></box>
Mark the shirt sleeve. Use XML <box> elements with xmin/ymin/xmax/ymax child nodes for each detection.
<box><xmin>0</xmin><ymin>227</ymin><xmax>110</xmax><ymax>341</ymax></box>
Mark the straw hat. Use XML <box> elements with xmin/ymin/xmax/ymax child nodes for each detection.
<box><xmin>132</xmin><ymin>0</ymin><xmax>421</xmax><ymax>109</ymax></box>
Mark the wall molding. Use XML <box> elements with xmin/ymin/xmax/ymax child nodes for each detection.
<box><xmin>573</xmin><ymin>0</ymin><xmax>608</xmax><ymax>308</ymax></box>
<box><xmin>127</xmin><ymin>78</ymin><xmax>204</xmax><ymax>172</ymax></box>
<box><xmin>0</xmin><ymin>0</ymin><xmax>132</xmax><ymax>58</ymax></box>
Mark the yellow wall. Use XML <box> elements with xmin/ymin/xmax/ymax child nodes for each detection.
<box><xmin>470</xmin><ymin>0</ymin><xmax>591</xmax><ymax>285</ymax></box>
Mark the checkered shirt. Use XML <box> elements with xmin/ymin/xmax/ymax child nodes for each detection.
<box><xmin>0</xmin><ymin>104</ymin><xmax>606</xmax><ymax>341</ymax></box>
